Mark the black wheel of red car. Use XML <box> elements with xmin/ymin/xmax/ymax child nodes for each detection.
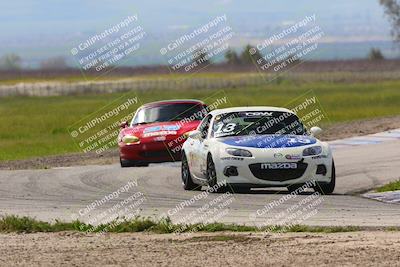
<box><xmin>207</xmin><ymin>154</ymin><xmax>227</xmax><ymax>193</ymax></box>
<box><xmin>181</xmin><ymin>153</ymin><xmax>199</xmax><ymax>190</ymax></box>
<box><xmin>120</xmin><ymin>157</ymin><xmax>135</xmax><ymax>168</ymax></box>
<box><xmin>314</xmin><ymin>160</ymin><xmax>336</xmax><ymax>195</ymax></box>
<box><xmin>120</xmin><ymin>157</ymin><xmax>149</xmax><ymax>168</ymax></box>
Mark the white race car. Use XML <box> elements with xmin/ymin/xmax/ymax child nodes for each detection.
<box><xmin>181</xmin><ymin>107</ymin><xmax>335</xmax><ymax>194</ymax></box>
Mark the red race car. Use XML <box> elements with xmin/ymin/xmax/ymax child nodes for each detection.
<box><xmin>118</xmin><ymin>99</ymin><xmax>207</xmax><ymax>167</ymax></box>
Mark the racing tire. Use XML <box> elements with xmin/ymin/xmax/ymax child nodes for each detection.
<box><xmin>314</xmin><ymin>160</ymin><xmax>336</xmax><ymax>195</ymax></box>
<box><xmin>120</xmin><ymin>157</ymin><xmax>135</xmax><ymax>168</ymax></box>
<box><xmin>230</xmin><ymin>186</ymin><xmax>251</xmax><ymax>194</ymax></box>
<box><xmin>181</xmin><ymin>153</ymin><xmax>199</xmax><ymax>191</ymax></box>
<box><xmin>207</xmin><ymin>154</ymin><xmax>228</xmax><ymax>193</ymax></box>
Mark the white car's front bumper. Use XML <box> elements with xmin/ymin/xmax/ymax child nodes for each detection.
<box><xmin>215</xmin><ymin>148</ymin><xmax>333</xmax><ymax>187</ymax></box>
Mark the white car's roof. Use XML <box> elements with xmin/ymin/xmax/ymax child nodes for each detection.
<box><xmin>209</xmin><ymin>106</ymin><xmax>294</xmax><ymax>116</ymax></box>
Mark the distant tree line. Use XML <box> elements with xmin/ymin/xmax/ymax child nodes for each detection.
<box><xmin>0</xmin><ymin>54</ymin><xmax>22</xmax><ymax>70</ymax></box>
<box><xmin>380</xmin><ymin>0</ymin><xmax>400</xmax><ymax>44</ymax></box>
<box><xmin>0</xmin><ymin>54</ymin><xmax>69</xmax><ymax>70</ymax></box>
<box><xmin>368</xmin><ymin>48</ymin><xmax>385</xmax><ymax>60</ymax></box>
<box><xmin>224</xmin><ymin>44</ymin><xmax>264</xmax><ymax>65</ymax></box>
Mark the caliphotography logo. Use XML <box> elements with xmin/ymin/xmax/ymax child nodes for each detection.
<box><xmin>71</xmin><ymin>14</ymin><xmax>147</xmax><ymax>79</ymax></box>
<box><xmin>160</xmin><ymin>14</ymin><xmax>235</xmax><ymax>75</ymax></box>
<box><xmin>68</xmin><ymin>91</ymin><xmax>141</xmax><ymax>154</ymax></box>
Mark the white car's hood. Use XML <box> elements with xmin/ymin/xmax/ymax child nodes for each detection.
<box><xmin>216</xmin><ymin>134</ymin><xmax>318</xmax><ymax>149</ymax></box>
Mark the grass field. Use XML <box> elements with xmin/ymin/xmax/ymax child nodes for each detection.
<box><xmin>1</xmin><ymin>79</ymin><xmax>400</xmax><ymax>161</ymax></box>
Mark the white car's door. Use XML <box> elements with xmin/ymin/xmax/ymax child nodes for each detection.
<box><xmin>198</xmin><ymin>137</ymin><xmax>210</xmax><ymax>180</ymax></box>
<box><xmin>190</xmin><ymin>114</ymin><xmax>212</xmax><ymax>179</ymax></box>
<box><xmin>186</xmin><ymin>135</ymin><xmax>201</xmax><ymax>178</ymax></box>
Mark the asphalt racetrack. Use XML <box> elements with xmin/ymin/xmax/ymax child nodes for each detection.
<box><xmin>0</xmin><ymin>137</ymin><xmax>399</xmax><ymax>227</ymax></box>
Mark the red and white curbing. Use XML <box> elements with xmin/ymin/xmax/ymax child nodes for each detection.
<box><xmin>363</xmin><ymin>191</ymin><xmax>400</xmax><ymax>204</ymax></box>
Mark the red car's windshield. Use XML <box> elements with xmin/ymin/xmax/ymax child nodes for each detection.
<box><xmin>132</xmin><ymin>103</ymin><xmax>206</xmax><ymax>125</ymax></box>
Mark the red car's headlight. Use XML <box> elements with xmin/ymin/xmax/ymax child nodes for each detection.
<box><xmin>122</xmin><ymin>135</ymin><xmax>140</xmax><ymax>144</ymax></box>
<box><xmin>182</xmin><ymin>131</ymin><xmax>192</xmax><ymax>139</ymax></box>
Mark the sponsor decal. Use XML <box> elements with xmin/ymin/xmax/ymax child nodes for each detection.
<box><xmin>274</xmin><ymin>153</ymin><xmax>284</xmax><ymax>158</ymax></box>
<box><xmin>143</xmin><ymin>126</ymin><xmax>161</xmax><ymax>133</ymax></box>
<box><xmin>285</xmin><ymin>154</ymin><xmax>302</xmax><ymax>160</ymax></box>
<box><xmin>143</xmin><ymin>130</ymin><xmax>177</xmax><ymax>137</ymax></box>
<box><xmin>144</xmin><ymin>125</ymin><xmax>180</xmax><ymax>133</ymax></box>
<box><xmin>164</xmin><ymin>125</ymin><xmax>181</xmax><ymax>131</ymax></box>
<box><xmin>220</xmin><ymin>157</ymin><xmax>244</xmax><ymax>161</ymax></box>
<box><xmin>261</xmin><ymin>162</ymin><xmax>298</xmax><ymax>170</ymax></box>
<box><xmin>244</xmin><ymin>112</ymin><xmax>273</xmax><ymax>117</ymax></box>
<box><xmin>153</xmin><ymin>136</ymin><xmax>166</xmax><ymax>141</ymax></box>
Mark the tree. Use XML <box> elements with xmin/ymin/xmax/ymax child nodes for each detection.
<box><xmin>240</xmin><ymin>44</ymin><xmax>264</xmax><ymax>65</ymax></box>
<box><xmin>224</xmin><ymin>48</ymin><xmax>241</xmax><ymax>65</ymax></box>
<box><xmin>379</xmin><ymin>0</ymin><xmax>400</xmax><ymax>43</ymax></box>
<box><xmin>40</xmin><ymin>56</ymin><xmax>68</xmax><ymax>69</ymax></box>
<box><xmin>368</xmin><ymin>48</ymin><xmax>385</xmax><ymax>60</ymax></box>
<box><xmin>0</xmin><ymin>54</ymin><xmax>22</xmax><ymax>70</ymax></box>
<box><xmin>193</xmin><ymin>48</ymin><xmax>210</xmax><ymax>66</ymax></box>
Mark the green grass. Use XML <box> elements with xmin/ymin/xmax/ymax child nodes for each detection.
<box><xmin>0</xmin><ymin>215</ymin><xmax>363</xmax><ymax>234</ymax></box>
<box><xmin>0</xmin><ymin>72</ymin><xmax>261</xmax><ymax>85</ymax></box>
<box><xmin>375</xmin><ymin>180</ymin><xmax>400</xmax><ymax>192</ymax></box>
<box><xmin>1</xmin><ymin>70</ymin><xmax>400</xmax><ymax>85</ymax></box>
<box><xmin>1</xmin><ymin>79</ymin><xmax>400</xmax><ymax>160</ymax></box>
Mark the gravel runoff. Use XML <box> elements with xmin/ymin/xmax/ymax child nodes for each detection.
<box><xmin>0</xmin><ymin>231</ymin><xmax>400</xmax><ymax>266</ymax></box>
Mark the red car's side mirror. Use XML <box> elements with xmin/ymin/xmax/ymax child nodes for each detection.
<box><xmin>120</xmin><ymin>121</ymin><xmax>128</xmax><ymax>128</ymax></box>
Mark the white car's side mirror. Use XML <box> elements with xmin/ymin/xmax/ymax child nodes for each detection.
<box><xmin>310</xmin><ymin>126</ymin><xmax>323</xmax><ymax>136</ymax></box>
<box><xmin>188</xmin><ymin>130</ymin><xmax>201</xmax><ymax>139</ymax></box>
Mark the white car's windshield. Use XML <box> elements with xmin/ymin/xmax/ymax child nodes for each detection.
<box><xmin>212</xmin><ymin>111</ymin><xmax>307</xmax><ymax>138</ymax></box>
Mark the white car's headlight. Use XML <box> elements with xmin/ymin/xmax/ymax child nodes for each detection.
<box><xmin>226</xmin><ymin>148</ymin><xmax>252</xmax><ymax>157</ymax></box>
<box><xmin>303</xmin><ymin>146</ymin><xmax>322</xmax><ymax>156</ymax></box>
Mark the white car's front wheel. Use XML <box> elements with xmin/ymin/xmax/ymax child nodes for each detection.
<box><xmin>206</xmin><ymin>154</ymin><xmax>227</xmax><ymax>193</ymax></box>
<box><xmin>314</xmin><ymin>160</ymin><xmax>336</xmax><ymax>194</ymax></box>
<box><xmin>181</xmin><ymin>153</ymin><xmax>199</xmax><ymax>191</ymax></box>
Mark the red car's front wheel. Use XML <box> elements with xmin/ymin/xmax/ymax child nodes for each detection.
<box><xmin>120</xmin><ymin>157</ymin><xmax>148</xmax><ymax>168</ymax></box>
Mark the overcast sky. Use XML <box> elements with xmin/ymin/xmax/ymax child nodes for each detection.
<box><xmin>0</xmin><ymin>0</ymin><xmax>394</xmax><ymax>66</ymax></box>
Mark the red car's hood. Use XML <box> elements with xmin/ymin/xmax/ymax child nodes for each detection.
<box><xmin>120</xmin><ymin>120</ymin><xmax>200</xmax><ymax>138</ymax></box>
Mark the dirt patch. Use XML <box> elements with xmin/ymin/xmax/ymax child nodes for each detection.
<box><xmin>1</xmin><ymin>115</ymin><xmax>399</xmax><ymax>170</ymax></box>
<box><xmin>0</xmin><ymin>149</ymin><xmax>119</xmax><ymax>170</ymax></box>
<box><xmin>321</xmin><ymin>115</ymin><xmax>400</xmax><ymax>141</ymax></box>
<box><xmin>0</xmin><ymin>231</ymin><xmax>399</xmax><ymax>266</ymax></box>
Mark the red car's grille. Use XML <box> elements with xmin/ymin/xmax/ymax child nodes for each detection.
<box><xmin>139</xmin><ymin>150</ymin><xmax>179</xmax><ymax>159</ymax></box>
